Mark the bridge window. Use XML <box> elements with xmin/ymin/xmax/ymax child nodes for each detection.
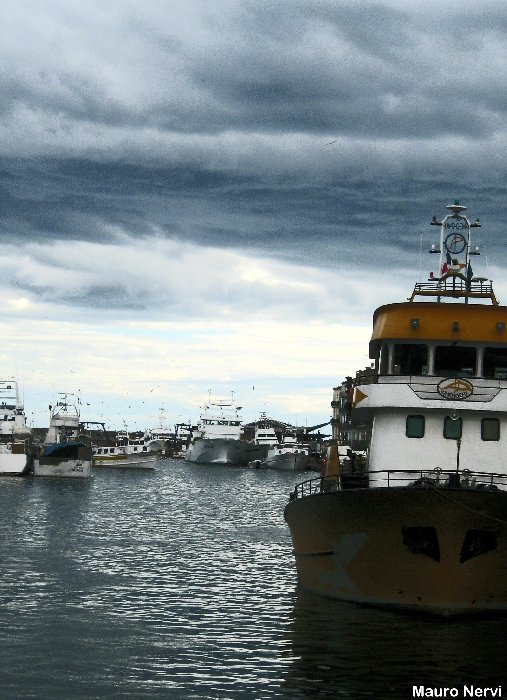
<box><xmin>481</xmin><ymin>418</ymin><xmax>500</xmax><ymax>441</ymax></box>
<box><xmin>483</xmin><ymin>347</ymin><xmax>507</xmax><ymax>379</ymax></box>
<box><xmin>393</xmin><ymin>344</ymin><xmax>428</xmax><ymax>375</ymax></box>
<box><xmin>443</xmin><ymin>416</ymin><xmax>462</xmax><ymax>440</ymax></box>
<box><xmin>406</xmin><ymin>415</ymin><xmax>425</xmax><ymax>438</ymax></box>
<box><xmin>379</xmin><ymin>344</ymin><xmax>389</xmax><ymax>375</ymax></box>
<box><xmin>434</xmin><ymin>346</ymin><xmax>476</xmax><ymax>377</ymax></box>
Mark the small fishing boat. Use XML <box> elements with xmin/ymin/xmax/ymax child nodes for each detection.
<box><xmin>33</xmin><ymin>394</ymin><xmax>92</xmax><ymax>478</ymax></box>
<box><xmin>249</xmin><ymin>423</ymin><xmax>309</xmax><ymax>471</ymax></box>
<box><xmin>92</xmin><ymin>428</ymin><xmax>157</xmax><ymax>469</ymax></box>
<box><xmin>285</xmin><ymin>200</ymin><xmax>507</xmax><ymax>616</ymax></box>
<box><xmin>261</xmin><ymin>437</ymin><xmax>309</xmax><ymax>472</ymax></box>
<box><xmin>147</xmin><ymin>409</ymin><xmax>174</xmax><ymax>454</ymax></box>
<box><xmin>0</xmin><ymin>379</ymin><xmax>33</xmax><ymax>476</ymax></box>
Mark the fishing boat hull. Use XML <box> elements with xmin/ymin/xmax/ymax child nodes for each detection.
<box><xmin>186</xmin><ymin>438</ymin><xmax>265</xmax><ymax>466</ymax></box>
<box><xmin>0</xmin><ymin>442</ymin><xmax>32</xmax><ymax>476</ymax></box>
<box><xmin>284</xmin><ymin>485</ymin><xmax>507</xmax><ymax>616</ymax></box>
<box><xmin>33</xmin><ymin>457</ymin><xmax>92</xmax><ymax>478</ymax></box>
<box><xmin>252</xmin><ymin>451</ymin><xmax>309</xmax><ymax>471</ymax></box>
<box><xmin>93</xmin><ymin>451</ymin><xmax>157</xmax><ymax>469</ymax></box>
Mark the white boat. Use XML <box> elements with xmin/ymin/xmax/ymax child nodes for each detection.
<box><xmin>285</xmin><ymin>200</ymin><xmax>507</xmax><ymax>616</ymax></box>
<box><xmin>252</xmin><ymin>417</ymin><xmax>279</xmax><ymax>447</ymax></box>
<box><xmin>249</xmin><ymin>420</ymin><xmax>309</xmax><ymax>471</ymax></box>
<box><xmin>0</xmin><ymin>379</ymin><xmax>32</xmax><ymax>476</ymax></box>
<box><xmin>185</xmin><ymin>394</ymin><xmax>263</xmax><ymax>465</ymax></box>
<box><xmin>147</xmin><ymin>409</ymin><xmax>174</xmax><ymax>454</ymax></box>
<box><xmin>93</xmin><ymin>428</ymin><xmax>157</xmax><ymax>469</ymax></box>
<box><xmin>33</xmin><ymin>393</ymin><xmax>92</xmax><ymax>479</ymax></box>
<box><xmin>262</xmin><ymin>436</ymin><xmax>309</xmax><ymax>472</ymax></box>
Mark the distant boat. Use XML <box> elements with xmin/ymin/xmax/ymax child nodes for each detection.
<box><xmin>186</xmin><ymin>394</ymin><xmax>263</xmax><ymax>465</ymax></box>
<box><xmin>249</xmin><ymin>424</ymin><xmax>309</xmax><ymax>471</ymax></box>
<box><xmin>0</xmin><ymin>379</ymin><xmax>32</xmax><ymax>476</ymax></box>
<box><xmin>92</xmin><ymin>428</ymin><xmax>157</xmax><ymax>469</ymax></box>
<box><xmin>147</xmin><ymin>409</ymin><xmax>174</xmax><ymax>454</ymax></box>
<box><xmin>33</xmin><ymin>393</ymin><xmax>92</xmax><ymax>479</ymax></box>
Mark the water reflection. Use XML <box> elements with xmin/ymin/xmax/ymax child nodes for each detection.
<box><xmin>1</xmin><ymin>461</ymin><xmax>505</xmax><ymax>699</ymax></box>
<box><xmin>280</xmin><ymin>587</ymin><xmax>507</xmax><ymax>698</ymax></box>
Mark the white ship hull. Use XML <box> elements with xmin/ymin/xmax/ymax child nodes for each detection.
<box><xmin>186</xmin><ymin>438</ymin><xmax>264</xmax><ymax>466</ymax></box>
<box><xmin>253</xmin><ymin>451</ymin><xmax>309</xmax><ymax>472</ymax></box>
<box><xmin>93</xmin><ymin>451</ymin><xmax>157</xmax><ymax>469</ymax></box>
<box><xmin>0</xmin><ymin>450</ymin><xmax>31</xmax><ymax>476</ymax></box>
<box><xmin>33</xmin><ymin>458</ymin><xmax>92</xmax><ymax>479</ymax></box>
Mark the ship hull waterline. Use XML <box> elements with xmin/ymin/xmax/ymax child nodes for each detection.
<box><xmin>93</xmin><ymin>453</ymin><xmax>157</xmax><ymax>469</ymax></box>
<box><xmin>33</xmin><ymin>458</ymin><xmax>92</xmax><ymax>479</ymax></box>
<box><xmin>284</xmin><ymin>486</ymin><xmax>507</xmax><ymax>616</ymax></box>
<box><xmin>0</xmin><ymin>450</ymin><xmax>32</xmax><ymax>476</ymax></box>
<box><xmin>186</xmin><ymin>438</ymin><xmax>265</xmax><ymax>466</ymax></box>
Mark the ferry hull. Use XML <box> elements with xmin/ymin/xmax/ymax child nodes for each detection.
<box><xmin>33</xmin><ymin>458</ymin><xmax>92</xmax><ymax>478</ymax></box>
<box><xmin>284</xmin><ymin>487</ymin><xmax>507</xmax><ymax>615</ymax></box>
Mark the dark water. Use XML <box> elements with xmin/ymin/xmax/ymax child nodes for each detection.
<box><xmin>1</xmin><ymin>459</ymin><xmax>506</xmax><ymax>699</ymax></box>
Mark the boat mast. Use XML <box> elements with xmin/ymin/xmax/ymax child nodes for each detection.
<box><xmin>430</xmin><ymin>199</ymin><xmax>481</xmax><ymax>303</ymax></box>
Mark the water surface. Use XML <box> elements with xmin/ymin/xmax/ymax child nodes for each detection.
<box><xmin>0</xmin><ymin>459</ymin><xmax>505</xmax><ymax>699</ymax></box>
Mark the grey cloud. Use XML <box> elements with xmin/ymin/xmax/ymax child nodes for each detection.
<box><xmin>0</xmin><ymin>0</ymin><xmax>506</xmax><ymax>312</ymax></box>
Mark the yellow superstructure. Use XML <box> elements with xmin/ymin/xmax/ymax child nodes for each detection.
<box><xmin>371</xmin><ymin>302</ymin><xmax>507</xmax><ymax>346</ymax></box>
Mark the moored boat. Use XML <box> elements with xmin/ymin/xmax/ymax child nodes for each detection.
<box><xmin>0</xmin><ymin>379</ymin><xmax>32</xmax><ymax>476</ymax></box>
<box><xmin>92</xmin><ymin>428</ymin><xmax>157</xmax><ymax>469</ymax></box>
<box><xmin>186</xmin><ymin>394</ymin><xmax>264</xmax><ymax>465</ymax></box>
<box><xmin>33</xmin><ymin>393</ymin><xmax>92</xmax><ymax>478</ymax></box>
<box><xmin>285</xmin><ymin>200</ymin><xmax>507</xmax><ymax>616</ymax></box>
<box><xmin>249</xmin><ymin>428</ymin><xmax>309</xmax><ymax>471</ymax></box>
<box><xmin>147</xmin><ymin>409</ymin><xmax>174</xmax><ymax>454</ymax></box>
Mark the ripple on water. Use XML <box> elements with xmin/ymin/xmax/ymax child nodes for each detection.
<box><xmin>1</xmin><ymin>459</ymin><xmax>506</xmax><ymax>699</ymax></box>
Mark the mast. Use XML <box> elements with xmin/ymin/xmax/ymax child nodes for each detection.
<box><xmin>410</xmin><ymin>200</ymin><xmax>495</xmax><ymax>304</ymax></box>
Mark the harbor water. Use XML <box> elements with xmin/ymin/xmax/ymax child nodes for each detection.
<box><xmin>1</xmin><ymin>458</ymin><xmax>506</xmax><ymax>699</ymax></box>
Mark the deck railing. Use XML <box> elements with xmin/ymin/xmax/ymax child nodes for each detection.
<box><xmin>409</xmin><ymin>279</ymin><xmax>497</xmax><ymax>303</ymax></box>
<box><xmin>289</xmin><ymin>468</ymin><xmax>507</xmax><ymax>501</ymax></box>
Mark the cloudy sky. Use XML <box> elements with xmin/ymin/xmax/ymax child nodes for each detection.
<box><xmin>1</xmin><ymin>0</ymin><xmax>507</xmax><ymax>430</ymax></box>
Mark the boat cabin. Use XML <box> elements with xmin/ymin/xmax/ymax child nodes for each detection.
<box><xmin>353</xmin><ymin>202</ymin><xmax>507</xmax><ymax>479</ymax></box>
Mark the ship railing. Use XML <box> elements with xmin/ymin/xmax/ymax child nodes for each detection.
<box><xmin>289</xmin><ymin>468</ymin><xmax>507</xmax><ymax>501</ymax></box>
<box><xmin>409</xmin><ymin>279</ymin><xmax>497</xmax><ymax>304</ymax></box>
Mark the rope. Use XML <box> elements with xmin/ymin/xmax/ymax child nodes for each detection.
<box><xmin>421</xmin><ymin>478</ymin><xmax>507</xmax><ymax>525</ymax></box>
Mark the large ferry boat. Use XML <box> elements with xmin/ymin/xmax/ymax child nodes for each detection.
<box><xmin>285</xmin><ymin>201</ymin><xmax>507</xmax><ymax>616</ymax></box>
<box><xmin>33</xmin><ymin>393</ymin><xmax>92</xmax><ymax>479</ymax></box>
<box><xmin>0</xmin><ymin>379</ymin><xmax>32</xmax><ymax>476</ymax></box>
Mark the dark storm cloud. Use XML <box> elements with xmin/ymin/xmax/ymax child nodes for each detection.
<box><xmin>2</xmin><ymin>0</ymin><xmax>507</xmax><ymax>289</ymax></box>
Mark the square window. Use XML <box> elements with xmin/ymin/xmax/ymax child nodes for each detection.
<box><xmin>481</xmin><ymin>418</ymin><xmax>500</xmax><ymax>441</ymax></box>
<box><xmin>444</xmin><ymin>416</ymin><xmax>462</xmax><ymax>440</ymax></box>
<box><xmin>406</xmin><ymin>415</ymin><xmax>425</xmax><ymax>438</ymax></box>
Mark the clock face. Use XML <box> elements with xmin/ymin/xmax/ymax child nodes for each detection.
<box><xmin>444</xmin><ymin>231</ymin><xmax>467</xmax><ymax>254</ymax></box>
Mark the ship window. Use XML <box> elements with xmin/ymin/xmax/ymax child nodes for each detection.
<box><xmin>443</xmin><ymin>416</ymin><xmax>462</xmax><ymax>440</ymax></box>
<box><xmin>481</xmin><ymin>418</ymin><xmax>500</xmax><ymax>441</ymax></box>
<box><xmin>402</xmin><ymin>526</ymin><xmax>440</xmax><ymax>562</ymax></box>
<box><xmin>434</xmin><ymin>346</ymin><xmax>476</xmax><ymax>377</ymax></box>
<box><xmin>393</xmin><ymin>344</ymin><xmax>428</xmax><ymax>375</ymax></box>
<box><xmin>406</xmin><ymin>415</ymin><xmax>425</xmax><ymax>438</ymax></box>
<box><xmin>483</xmin><ymin>347</ymin><xmax>507</xmax><ymax>379</ymax></box>
<box><xmin>379</xmin><ymin>344</ymin><xmax>389</xmax><ymax>375</ymax></box>
<box><xmin>460</xmin><ymin>529</ymin><xmax>498</xmax><ymax>563</ymax></box>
